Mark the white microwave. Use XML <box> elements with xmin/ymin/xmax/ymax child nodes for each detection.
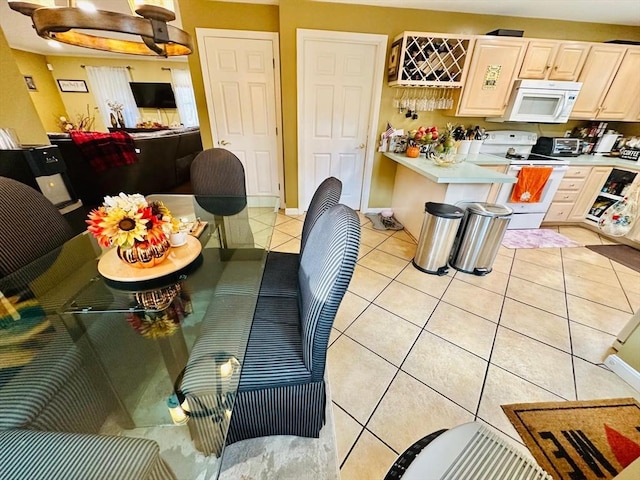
<box><xmin>487</xmin><ymin>79</ymin><xmax>582</xmax><ymax>124</ymax></box>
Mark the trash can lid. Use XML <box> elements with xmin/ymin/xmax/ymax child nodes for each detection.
<box><xmin>425</xmin><ymin>202</ymin><xmax>464</xmax><ymax>219</ymax></box>
<box><xmin>462</xmin><ymin>202</ymin><xmax>513</xmax><ymax>217</ymax></box>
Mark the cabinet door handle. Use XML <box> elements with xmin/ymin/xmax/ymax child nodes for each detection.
<box><xmin>554</xmin><ymin>65</ymin><xmax>558</xmax><ymax>70</ymax></box>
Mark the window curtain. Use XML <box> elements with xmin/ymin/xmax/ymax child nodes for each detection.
<box><xmin>171</xmin><ymin>69</ymin><xmax>199</xmax><ymax>127</ymax></box>
<box><xmin>85</xmin><ymin>66</ymin><xmax>139</xmax><ymax>129</ymax></box>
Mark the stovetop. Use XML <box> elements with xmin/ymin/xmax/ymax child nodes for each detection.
<box><xmin>480</xmin><ymin>130</ymin><xmax>570</xmax><ymax>166</ymax></box>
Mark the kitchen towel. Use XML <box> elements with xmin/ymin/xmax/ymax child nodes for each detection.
<box><xmin>510</xmin><ymin>166</ymin><xmax>553</xmax><ymax>203</ymax></box>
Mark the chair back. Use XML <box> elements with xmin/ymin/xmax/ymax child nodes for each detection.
<box><xmin>191</xmin><ymin>148</ymin><xmax>247</xmax><ymax>216</ymax></box>
<box><xmin>298</xmin><ymin>204</ymin><xmax>360</xmax><ymax>381</ymax></box>
<box><xmin>0</xmin><ymin>177</ymin><xmax>73</xmax><ymax>277</ymax></box>
<box><xmin>301</xmin><ymin>177</ymin><xmax>342</xmax><ymax>254</ymax></box>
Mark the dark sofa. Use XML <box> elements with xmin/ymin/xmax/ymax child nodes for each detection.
<box><xmin>49</xmin><ymin>128</ymin><xmax>202</xmax><ymax>208</ymax></box>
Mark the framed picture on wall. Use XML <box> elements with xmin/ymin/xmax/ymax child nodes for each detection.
<box><xmin>57</xmin><ymin>79</ymin><xmax>89</xmax><ymax>93</ymax></box>
<box><xmin>24</xmin><ymin>76</ymin><xmax>37</xmax><ymax>91</ymax></box>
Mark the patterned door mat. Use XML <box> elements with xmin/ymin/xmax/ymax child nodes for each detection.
<box><xmin>502</xmin><ymin>398</ymin><xmax>640</xmax><ymax>480</ymax></box>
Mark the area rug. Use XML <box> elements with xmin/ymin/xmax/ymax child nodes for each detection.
<box><xmin>586</xmin><ymin>244</ymin><xmax>640</xmax><ymax>273</ymax></box>
<box><xmin>501</xmin><ymin>229</ymin><xmax>582</xmax><ymax>249</ymax></box>
<box><xmin>502</xmin><ymin>398</ymin><xmax>640</xmax><ymax>480</ymax></box>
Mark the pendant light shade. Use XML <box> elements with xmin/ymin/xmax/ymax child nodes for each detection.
<box><xmin>8</xmin><ymin>0</ymin><xmax>192</xmax><ymax>57</ymax></box>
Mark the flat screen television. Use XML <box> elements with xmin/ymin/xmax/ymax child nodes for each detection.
<box><xmin>129</xmin><ymin>82</ymin><xmax>177</xmax><ymax>108</ymax></box>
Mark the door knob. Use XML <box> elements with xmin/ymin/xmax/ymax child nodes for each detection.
<box><xmin>357</xmin><ymin>143</ymin><xmax>365</xmax><ymax>149</ymax></box>
<box><xmin>219</xmin><ymin>140</ymin><xmax>231</xmax><ymax>146</ymax></box>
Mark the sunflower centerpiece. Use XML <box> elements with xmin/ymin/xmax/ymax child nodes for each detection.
<box><xmin>86</xmin><ymin>193</ymin><xmax>178</xmax><ymax>269</ymax></box>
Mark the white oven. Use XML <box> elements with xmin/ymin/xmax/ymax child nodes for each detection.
<box><xmin>496</xmin><ymin>162</ymin><xmax>569</xmax><ymax>229</ymax></box>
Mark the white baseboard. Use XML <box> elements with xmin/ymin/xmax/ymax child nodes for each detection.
<box><xmin>604</xmin><ymin>354</ymin><xmax>640</xmax><ymax>392</ymax></box>
<box><xmin>286</xmin><ymin>206</ymin><xmax>394</xmax><ymax>215</ymax></box>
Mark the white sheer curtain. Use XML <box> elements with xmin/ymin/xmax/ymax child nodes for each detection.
<box><xmin>85</xmin><ymin>66</ymin><xmax>139</xmax><ymax>129</ymax></box>
<box><xmin>171</xmin><ymin>69</ymin><xmax>199</xmax><ymax>127</ymax></box>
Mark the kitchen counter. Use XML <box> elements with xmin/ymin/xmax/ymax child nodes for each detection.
<box><xmin>384</xmin><ymin>152</ymin><xmax>516</xmax><ymax>240</ymax></box>
<box><xmin>567</xmin><ymin>154</ymin><xmax>640</xmax><ymax>170</ymax></box>
<box><xmin>384</xmin><ymin>152</ymin><xmax>514</xmax><ymax>183</ymax></box>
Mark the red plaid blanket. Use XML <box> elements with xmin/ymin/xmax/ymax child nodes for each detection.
<box><xmin>69</xmin><ymin>131</ymin><xmax>138</xmax><ymax>172</ymax></box>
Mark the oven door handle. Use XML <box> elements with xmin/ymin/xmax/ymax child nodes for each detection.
<box><xmin>553</xmin><ymin>93</ymin><xmax>568</xmax><ymax>120</ymax></box>
<box><xmin>509</xmin><ymin>165</ymin><xmax>569</xmax><ymax>172</ymax></box>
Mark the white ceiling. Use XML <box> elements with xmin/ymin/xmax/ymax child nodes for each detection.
<box><xmin>1</xmin><ymin>0</ymin><xmax>639</xmax><ymax>58</ymax></box>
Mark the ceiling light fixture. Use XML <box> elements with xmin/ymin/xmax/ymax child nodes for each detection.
<box><xmin>8</xmin><ymin>0</ymin><xmax>192</xmax><ymax>57</ymax></box>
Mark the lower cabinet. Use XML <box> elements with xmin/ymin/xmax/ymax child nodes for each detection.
<box><xmin>484</xmin><ymin>164</ymin><xmax>509</xmax><ymax>202</ymax></box>
<box><xmin>567</xmin><ymin>166</ymin><xmax>612</xmax><ymax>221</ymax></box>
<box><xmin>543</xmin><ymin>166</ymin><xmax>592</xmax><ymax>223</ymax></box>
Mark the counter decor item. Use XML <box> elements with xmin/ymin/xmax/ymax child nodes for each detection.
<box><xmin>429</xmin><ymin>123</ymin><xmax>461</xmax><ymax>167</ymax></box>
<box><xmin>107</xmin><ymin>100</ymin><xmax>125</xmax><ymax>129</ymax></box>
<box><xmin>87</xmin><ymin>193</ymin><xmax>179</xmax><ymax>269</ymax></box>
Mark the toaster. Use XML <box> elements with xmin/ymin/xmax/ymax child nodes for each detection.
<box><xmin>531</xmin><ymin>137</ymin><xmax>582</xmax><ymax>157</ymax></box>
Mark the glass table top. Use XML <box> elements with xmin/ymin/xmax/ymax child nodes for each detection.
<box><xmin>0</xmin><ymin>194</ymin><xmax>279</xmax><ymax>475</ymax></box>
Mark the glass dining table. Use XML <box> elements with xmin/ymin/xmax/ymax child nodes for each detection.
<box><xmin>0</xmin><ymin>194</ymin><xmax>279</xmax><ymax>478</ymax></box>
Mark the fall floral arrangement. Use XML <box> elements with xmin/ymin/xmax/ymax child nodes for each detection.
<box><xmin>86</xmin><ymin>193</ymin><xmax>178</xmax><ymax>268</ymax></box>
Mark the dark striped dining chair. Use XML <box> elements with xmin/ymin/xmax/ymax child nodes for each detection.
<box><xmin>226</xmin><ymin>203</ymin><xmax>360</xmax><ymax>445</ymax></box>
<box><xmin>259</xmin><ymin>176</ymin><xmax>342</xmax><ymax>298</ymax></box>
<box><xmin>190</xmin><ymin>148</ymin><xmax>253</xmax><ymax>248</ymax></box>
<box><xmin>0</xmin><ymin>177</ymin><xmax>74</xmax><ymax>277</ymax></box>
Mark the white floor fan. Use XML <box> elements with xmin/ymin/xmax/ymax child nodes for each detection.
<box><xmin>598</xmin><ymin>182</ymin><xmax>640</xmax><ymax>237</ymax></box>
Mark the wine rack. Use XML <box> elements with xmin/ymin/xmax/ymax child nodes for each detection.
<box><xmin>388</xmin><ymin>32</ymin><xmax>474</xmax><ymax>87</ymax></box>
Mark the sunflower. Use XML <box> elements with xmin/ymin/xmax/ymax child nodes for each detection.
<box><xmin>91</xmin><ymin>206</ymin><xmax>148</xmax><ymax>248</ymax></box>
<box><xmin>86</xmin><ymin>193</ymin><xmax>178</xmax><ymax>248</ymax></box>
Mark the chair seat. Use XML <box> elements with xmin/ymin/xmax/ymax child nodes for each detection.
<box><xmin>239</xmin><ymin>313</ymin><xmax>311</xmax><ymax>391</ymax></box>
<box><xmin>259</xmin><ymin>251</ymin><xmax>299</xmax><ymax>298</ymax></box>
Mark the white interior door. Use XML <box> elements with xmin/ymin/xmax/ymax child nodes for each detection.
<box><xmin>297</xmin><ymin>30</ymin><xmax>387</xmax><ymax>211</ymax></box>
<box><xmin>197</xmin><ymin>29</ymin><xmax>283</xmax><ymax>200</ymax></box>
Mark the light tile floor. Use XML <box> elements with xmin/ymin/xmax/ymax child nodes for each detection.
<box><xmin>269</xmin><ymin>212</ymin><xmax>640</xmax><ymax>480</ymax></box>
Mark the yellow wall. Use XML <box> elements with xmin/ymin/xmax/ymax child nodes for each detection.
<box><xmin>178</xmin><ymin>1</ymin><xmax>280</xmax><ymax>149</ymax></box>
<box><xmin>12</xmin><ymin>50</ymin><xmax>66</xmax><ymax>133</ymax></box>
<box><xmin>0</xmin><ymin>28</ymin><xmax>48</xmax><ymax>146</ymax></box>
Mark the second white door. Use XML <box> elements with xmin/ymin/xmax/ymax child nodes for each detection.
<box><xmin>198</xmin><ymin>30</ymin><xmax>283</xmax><ymax>198</ymax></box>
<box><xmin>298</xmin><ymin>31</ymin><xmax>385</xmax><ymax>211</ymax></box>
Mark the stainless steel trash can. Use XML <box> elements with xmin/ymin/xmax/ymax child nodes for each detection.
<box><xmin>413</xmin><ymin>202</ymin><xmax>464</xmax><ymax>276</ymax></box>
<box><xmin>450</xmin><ymin>202</ymin><xmax>513</xmax><ymax>276</ymax></box>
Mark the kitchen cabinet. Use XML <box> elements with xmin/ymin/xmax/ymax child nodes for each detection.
<box><xmin>570</xmin><ymin>44</ymin><xmax>627</xmax><ymax>119</ymax></box>
<box><xmin>484</xmin><ymin>164</ymin><xmax>509</xmax><ymax>203</ymax></box>
<box><xmin>387</xmin><ymin>32</ymin><xmax>474</xmax><ymax>87</ymax></box>
<box><xmin>597</xmin><ymin>48</ymin><xmax>640</xmax><ymax>121</ymax></box>
<box><xmin>456</xmin><ymin>37</ymin><xmax>527</xmax><ymax>117</ymax></box>
<box><xmin>519</xmin><ymin>41</ymin><xmax>589</xmax><ymax>81</ymax></box>
<box><xmin>568</xmin><ymin>166</ymin><xmax>613</xmax><ymax>222</ymax></box>
<box><xmin>543</xmin><ymin>166</ymin><xmax>592</xmax><ymax>223</ymax></box>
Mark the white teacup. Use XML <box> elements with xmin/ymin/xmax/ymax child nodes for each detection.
<box><xmin>170</xmin><ymin>231</ymin><xmax>188</xmax><ymax>247</ymax></box>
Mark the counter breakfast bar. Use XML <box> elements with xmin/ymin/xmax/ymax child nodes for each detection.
<box><xmin>384</xmin><ymin>152</ymin><xmax>516</xmax><ymax>239</ymax></box>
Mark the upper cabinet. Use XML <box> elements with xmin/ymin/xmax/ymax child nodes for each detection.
<box><xmin>519</xmin><ymin>41</ymin><xmax>590</xmax><ymax>81</ymax></box>
<box><xmin>456</xmin><ymin>37</ymin><xmax>527</xmax><ymax>117</ymax></box>
<box><xmin>597</xmin><ymin>48</ymin><xmax>640</xmax><ymax>121</ymax></box>
<box><xmin>570</xmin><ymin>44</ymin><xmax>627</xmax><ymax>119</ymax></box>
<box><xmin>388</xmin><ymin>32</ymin><xmax>474</xmax><ymax>87</ymax></box>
